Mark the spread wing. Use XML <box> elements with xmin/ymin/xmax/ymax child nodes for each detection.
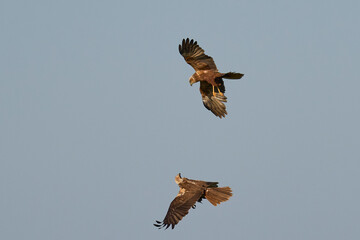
<box><xmin>200</xmin><ymin>81</ymin><xmax>228</xmax><ymax>118</ymax></box>
<box><xmin>154</xmin><ymin>187</ymin><xmax>203</xmax><ymax>229</ymax></box>
<box><xmin>179</xmin><ymin>38</ymin><xmax>217</xmax><ymax>71</ymax></box>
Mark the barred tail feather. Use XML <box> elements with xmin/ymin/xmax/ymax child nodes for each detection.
<box><xmin>205</xmin><ymin>187</ymin><xmax>233</xmax><ymax>206</ymax></box>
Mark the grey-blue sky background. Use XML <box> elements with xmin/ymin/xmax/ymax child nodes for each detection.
<box><xmin>1</xmin><ymin>0</ymin><xmax>359</xmax><ymax>239</ymax></box>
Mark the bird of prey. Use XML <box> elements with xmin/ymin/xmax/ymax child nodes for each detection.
<box><xmin>179</xmin><ymin>38</ymin><xmax>244</xmax><ymax>118</ymax></box>
<box><xmin>154</xmin><ymin>173</ymin><xmax>233</xmax><ymax>229</ymax></box>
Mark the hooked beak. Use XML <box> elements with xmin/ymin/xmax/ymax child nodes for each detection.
<box><xmin>189</xmin><ymin>77</ymin><xmax>196</xmax><ymax>86</ymax></box>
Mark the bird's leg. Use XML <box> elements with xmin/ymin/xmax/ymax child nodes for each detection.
<box><xmin>217</xmin><ymin>86</ymin><xmax>224</xmax><ymax>96</ymax></box>
<box><xmin>213</xmin><ymin>85</ymin><xmax>224</xmax><ymax>97</ymax></box>
<box><xmin>212</xmin><ymin>85</ymin><xmax>216</xmax><ymax>97</ymax></box>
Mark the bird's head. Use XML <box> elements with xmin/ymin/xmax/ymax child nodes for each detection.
<box><xmin>175</xmin><ymin>173</ymin><xmax>183</xmax><ymax>184</ymax></box>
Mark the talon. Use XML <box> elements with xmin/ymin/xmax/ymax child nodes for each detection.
<box><xmin>212</xmin><ymin>85</ymin><xmax>216</xmax><ymax>96</ymax></box>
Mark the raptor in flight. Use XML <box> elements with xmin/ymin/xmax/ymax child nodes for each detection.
<box><xmin>179</xmin><ymin>38</ymin><xmax>244</xmax><ymax>118</ymax></box>
<box><xmin>154</xmin><ymin>173</ymin><xmax>233</xmax><ymax>229</ymax></box>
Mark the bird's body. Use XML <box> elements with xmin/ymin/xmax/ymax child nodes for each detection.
<box><xmin>154</xmin><ymin>173</ymin><xmax>233</xmax><ymax>229</ymax></box>
<box><xmin>179</xmin><ymin>38</ymin><xmax>244</xmax><ymax>118</ymax></box>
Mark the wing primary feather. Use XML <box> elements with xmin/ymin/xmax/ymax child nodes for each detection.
<box><xmin>179</xmin><ymin>38</ymin><xmax>217</xmax><ymax>71</ymax></box>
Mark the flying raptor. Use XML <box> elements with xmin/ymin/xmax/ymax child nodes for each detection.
<box><xmin>154</xmin><ymin>173</ymin><xmax>233</xmax><ymax>229</ymax></box>
<box><xmin>179</xmin><ymin>38</ymin><xmax>244</xmax><ymax>118</ymax></box>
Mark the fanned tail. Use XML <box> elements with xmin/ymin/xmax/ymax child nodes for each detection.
<box><xmin>205</xmin><ymin>187</ymin><xmax>233</xmax><ymax>206</ymax></box>
<box><xmin>222</xmin><ymin>72</ymin><xmax>244</xmax><ymax>79</ymax></box>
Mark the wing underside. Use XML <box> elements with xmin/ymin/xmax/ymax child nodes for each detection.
<box><xmin>200</xmin><ymin>81</ymin><xmax>228</xmax><ymax>118</ymax></box>
<box><xmin>154</xmin><ymin>188</ymin><xmax>203</xmax><ymax>229</ymax></box>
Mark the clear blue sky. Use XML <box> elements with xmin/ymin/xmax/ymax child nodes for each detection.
<box><xmin>1</xmin><ymin>0</ymin><xmax>360</xmax><ymax>239</ymax></box>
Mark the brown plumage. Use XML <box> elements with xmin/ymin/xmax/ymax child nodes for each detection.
<box><xmin>179</xmin><ymin>38</ymin><xmax>244</xmax><ymax>118</ymax></box>
<box><xmin>154</xmin><ymin>173</ymin><xmax>233</xmax><ymax>230</ymax></box>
